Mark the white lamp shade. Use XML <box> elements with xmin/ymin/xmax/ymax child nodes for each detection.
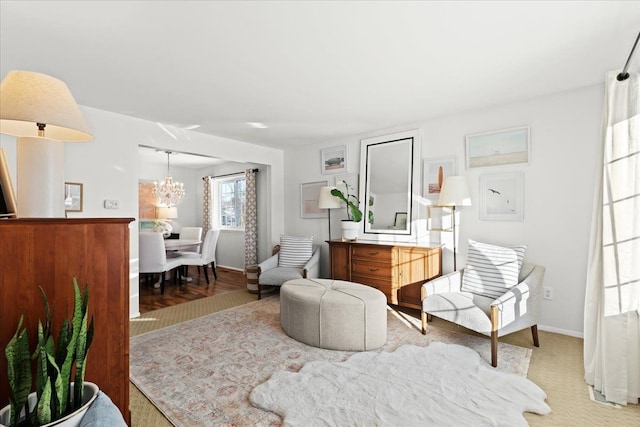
<box><xmin>0</xmin><ymin>70</ymin><xmax>93</xmax><ymax>141</ymax></box>
<box><xmin>157</xmin><ymin>206</ymin><xmax>178</xmax><ymax>219</ymax></box>
<box><xmin>318</xmin><ymin>186</ymin><xmax>341</xmax><ymax>209</ymax></box>
<box><xmin>438</xmin><ymin>176</ymin><xmax>472</xmax><ymax>207</ymax></box>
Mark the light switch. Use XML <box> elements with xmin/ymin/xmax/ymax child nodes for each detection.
<box><xmin>104</xmin><ymin>200</ymin><xmax>119</xmax><ymax>209</ymax></box>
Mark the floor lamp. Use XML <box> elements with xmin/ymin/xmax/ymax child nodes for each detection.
<box><xmin>318</xmin><ymin>186</ymin><xmax>341</xmax><ymax>241</ymax></box>
<box><xmin>0</xmin><ymin>70</ymin><xmax>93</xmax><ymax>217</ymax></box>
<box><xmin>438</xmin><ymin>176</ymin><xmax>471</xmax><ymax>271</ymax></box>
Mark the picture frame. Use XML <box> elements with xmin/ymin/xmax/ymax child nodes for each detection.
<box><xmin>300</xmin><ymin>180</ymin><xmax>328</xmax><ymax>219</ymax></box>
<box><xmin>479</xmin><ymin>172</ymin><xmax>524</xmax><ymax>221</ymax></box>
<box><xmin>466</xmin><ymin>126</ymin><xmax>530</xmax><ymax>169</ymax></box>
<box><xmin>427</xmin><ymin>206</ymin><xmax>454</xmax><ymax>231</ymax></box>
<box><xmin>0</xmin><ymin>148</ymin><xmax>17</xmax><ymax>218</ymax></box>
<box><xmin>393</xmin><ymin>212</ymin><xmax>407</xmax><ymax>229</ymax></box>
<box><xmin>422</xmin><ymin>156</ymin><xmax>457</xmax><ymax>198</ymax></box>
<box><xmin>64</xmin><ymin>182</ymin><xmax>83</xmax><ymax>213</ymax></box>
<box><xmin>321</xmin><ymin>145</ymin><xmax>348</xmax><ymax>174</ymax></box>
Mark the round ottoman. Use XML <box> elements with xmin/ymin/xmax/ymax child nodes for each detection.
<box><xmin>280</xmin><ymin>279</ymin><xmax>387</xmax><ymax>351</ymax></box>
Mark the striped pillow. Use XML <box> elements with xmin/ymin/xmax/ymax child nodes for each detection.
<box><xmin>278</xmin><ymin>235</ymin><xmax>314</xmax><ymax>268</ymax></box>
<box><xmin>461</xmin><ymin>240</ymin><xmax>527</xmax><ymax>299</ymax></box>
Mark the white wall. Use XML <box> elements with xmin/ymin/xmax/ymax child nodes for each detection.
<box><xmin>2</xmin><ymin>106</ymin><xmax>285</xmax><ymax>318</ymax></box>
<box><xmin>284</xmin><ymin>84</ymin><xmax>604</xmax><ymax>336</ymax></box>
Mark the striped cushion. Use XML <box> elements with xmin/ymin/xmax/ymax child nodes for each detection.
<box><xmin>461</xmin><ymin>240</ymin><xmax>527</xmax><ymax>299</ymax></box>
<box><xmin>278</xmin><ymin>235</ymin><xmax>314</xmax><ymax>268</ymax></box>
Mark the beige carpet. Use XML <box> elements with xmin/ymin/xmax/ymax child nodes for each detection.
<box><xmin>129</xmin><ymin>290</ymin><xmax>640</xmax><ymax>426</ymax></box>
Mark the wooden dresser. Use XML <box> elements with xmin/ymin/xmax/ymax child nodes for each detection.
<box><xmin>327</xmin><ymin>240</ymin><xmax>442</xmax><ymax>309</ymax></box>
<box><xmin>0</xmin><ymin>218</ymin><xmax>133</xmax><ymax>424</ymax></box>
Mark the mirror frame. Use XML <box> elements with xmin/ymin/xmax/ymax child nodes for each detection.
<box><xmin>359</xmin><ymin>129</ymin><xmax>421</xmax><ymax>238</ymax></box>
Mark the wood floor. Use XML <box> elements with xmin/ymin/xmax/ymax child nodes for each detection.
<box><xmin>138</xmin><ymin>265</ymin><xmax>248</xmax><ymax>314</ymax></box>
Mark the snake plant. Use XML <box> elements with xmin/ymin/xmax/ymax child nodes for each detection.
<box><xmin>4</xmin><ymin>279</ymin><xmax>94</xmax><ymax>427</ymax></box>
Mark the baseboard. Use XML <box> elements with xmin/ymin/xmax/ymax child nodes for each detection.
<box><xmin>218</xmin><ymin>264</ymin><xmax>244</xmax><ymax>272</ymax></box>
<box><xmin>538</xmin><ymin>324</ymin><xmax>584</xmax><ymax>338</ymax></box>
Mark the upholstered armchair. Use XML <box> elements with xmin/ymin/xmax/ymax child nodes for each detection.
<box><xmin>257</xmin><ymin>236</ymin><xmax>320</xmax><ymax>299</ymax></box>
<box><xmin>421</xmin><ymin>240</ymin><xmax>545</xmax><ymax>367</ymax></box>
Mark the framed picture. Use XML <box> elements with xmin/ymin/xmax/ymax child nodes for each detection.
<box><xmin>394</xmin><ymin>212</ymin><xmax>407</xmax><ymax>229</ymax></box>
<box><xmin>300</xmin><ymin>180</ymin><xmax>328</xmax><ymax>219</ymax></box>
<box><xmin>427</xmin><ymin>206</ymin><xmax>454</xmax><ymax>231</ymax></box>
<box><xmin>64</xmin><ymin>182</ymin><xmax>83</xmax><ymax>213</ymax></box>
<box><xmin>0</xmin><ymin>148</ymin><xmax>17</xmax><ymax>218</ymax></box>
<box><xmin>479</xmin><ymin>172</ymin><xmax>524</xmax><ymax>221</ymax></box>
<box><xmin>422</xmin><ymin>156</ymin><xmax>457</xmax><ymax>198</ymax></box>
<box><xmin>466</xmin><ymin>126</ymin><xmax>530</xmax><ymax>169</ymax></box>
<box><xmin>321</xmin><ymin>145</ymin><xmax>348</xmax><ymax>174</ymax></box>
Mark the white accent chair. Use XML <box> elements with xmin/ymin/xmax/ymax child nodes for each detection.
<box><xmin>256</xmin><ymin>245</ymin><xmax>321</xmax><ymax>300</ymax></box>
<box><xmin>139</xmin><ymin>231</ymin><xmax>184</xmax><ymax>294</ymax></box>
<box><xmin>179</xmin><ymin>229</ymin><xmax>220</xmax><ymax>284</ymax></box>
<box><xmin>421</xmin><ymin>262</ymin><xmax>545</xmax><ymax>367</ymax></box>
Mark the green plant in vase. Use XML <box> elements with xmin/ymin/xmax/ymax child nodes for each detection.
<box><xmin>330</xmin><ymin>180</ymin><xmax>374</xmax><ymax>224</ymax></box>
<box><xmin>4</xmin><ymin>279</ymin><xmax>94</xmax><ymax>427</ymax></box>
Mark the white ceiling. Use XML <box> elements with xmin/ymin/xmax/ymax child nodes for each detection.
<box><xmin>1</xmin><ymin>1</ymin><xmax>639</xmax><ymax>155</ymax></box>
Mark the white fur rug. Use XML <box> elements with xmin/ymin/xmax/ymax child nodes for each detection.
<box><xmin>250</xmin><ymin>342</ymin><xmax>551</xmax><ymax>426</ymax></box>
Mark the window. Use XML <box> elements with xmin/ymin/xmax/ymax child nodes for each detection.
<box><xmin>218</xmin><ymin>175</ymin><xmax>246</xmax><ymax>229</ymax></box>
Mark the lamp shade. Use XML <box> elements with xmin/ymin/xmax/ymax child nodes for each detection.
<box><xmin>318</xmin><ymin>186</ymin><xmax>341</xmax><ymax>209</ymax></box>
<box><xmin>438</xmin><ymin>176</ymin><xmax>472</xmax><ymax>207</ymax></box>
<box><xmin>157</xmin><ymin>206</ymin><xmax>178</xmax><ymax>219</ymax></box>
<box><xmin>0</xmin><ymin>70</ymin><xmax>93</xmax><ymax>141</ymax></box>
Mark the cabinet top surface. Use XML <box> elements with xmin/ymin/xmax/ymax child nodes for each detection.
<box><xmin>327</xmin><ymin>239</ymin><xmax>442</xmax><ymax>249</ymax></box>
<box><xmin>0</xmin><ymin>217</ymin><xmax>135</xmax><ymax>225</ymax></box>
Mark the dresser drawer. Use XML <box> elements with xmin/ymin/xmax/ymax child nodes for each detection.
<box><xmin>351</xmin><ymin>245</ymin><xmax>395</xmax><ymax>262</ymax></box>
<box><xmin>350</xmin><ymin>275</ymin><xmax>392</xmax><ymax>295</ymax></box>
<box><xmin>351</xmin><ymin>260</ymin><xmax>393</xmax><ymax>278</ymax></box>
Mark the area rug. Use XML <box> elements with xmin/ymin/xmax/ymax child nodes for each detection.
<box><xmin>130</xmin><ymin>295</ymin><xmax>532</xmax><ymax>426</ymax></box>
<box><xmin>250</xmin><ymin>342</ymin><xmax>551</xmax><ymax>426</ymax></box>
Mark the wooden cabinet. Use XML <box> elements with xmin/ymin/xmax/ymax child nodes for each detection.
<box><xmin>327</xmin><ymin>240</ymin><xmax>442</xmax><ymax>309</ymax></box>
<box><xmin>0</xmin><ymin>218</ymin><xmax>133</xmax><ymax>424</ymax></box>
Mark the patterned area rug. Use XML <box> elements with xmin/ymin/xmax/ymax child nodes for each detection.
<box><xmin>130</xmin><ymin>295</ymin><xmax>531</xmax><ymax>426</ymax></box>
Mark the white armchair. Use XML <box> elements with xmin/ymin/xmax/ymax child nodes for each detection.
<box><xmin>421</xmin><ymin>262</ymin><xmax>545</xmax><ymax>367</ymax></box>
<box><xmin>257</xmin><ymin>244</ymin><xmax>321</xmax><ymax>300</ymax></box>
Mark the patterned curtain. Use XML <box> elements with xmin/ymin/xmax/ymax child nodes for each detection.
<box><xmin>202</xmin><ymin>176</ymin><xmax>213</xmax><ymax>237</ymax></box>
<box><xmin>244</xmin><ymin>169</ymin><xmax>258</xmax><ymax>272</ymax></box>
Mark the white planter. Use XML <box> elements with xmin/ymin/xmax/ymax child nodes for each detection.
<box><xmin>0</xmin><ymin>382</ymin><xmax>99</xmax><ymax>427</ymax></box>
<box><xmin>341</xmin><ymin>220</ymin><xmax>360</xmax><ymax>241</ymax></box>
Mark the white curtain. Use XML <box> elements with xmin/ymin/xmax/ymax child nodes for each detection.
<box><xmin>584</xmin><ymin>70</ymin><xmax>640</xmax><ymax>405</ymax></box>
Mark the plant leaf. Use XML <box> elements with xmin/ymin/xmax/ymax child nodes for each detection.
<box><xmin>5</xmin><ymin>314</ymin><xmax>31</xmax><ymax>427</ymax></box>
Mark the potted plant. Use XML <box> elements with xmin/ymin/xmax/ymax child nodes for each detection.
<box><xmin>331</xmin><ymin>180</ymin><xmax>374</xmax><ymax>240</ymax></box>
<box><xmin>1</xmin><ymin>279</ymin><xmax>98</xmax><ymax>427</ymax></box>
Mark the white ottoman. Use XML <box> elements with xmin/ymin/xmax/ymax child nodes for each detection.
<box><xmin>280</xmin><ymin>279</ymin><xmax>387</xmax><ymax>351</ymax></box>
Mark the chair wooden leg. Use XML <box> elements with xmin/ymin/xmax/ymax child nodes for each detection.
<box><xmin>421</xmin><ymin>310</ymin><xmax>427</xmax><ymax>335</ymax></box>
<box><xmin>258</xmin><ymin>283</ymin><xmax>262</xmax><ymax>300</ymax></box>
<box><xmin>531</xmin><ymin>325</ymin><xmax>540</xmax><ymax>347</ymax></box>
<box><xmin>491</xmin><ymin>330</ymin><xmax>498</xmax><ymax>367</ymax></box>
<box><xmin>211</xmin><ymin>261</ymin><xmax>217</xmax><ymax>279</ymax></box>
<box><xmin>161</xmin><ymin>271</ymin><xmax>166</xmax><ymax>295</ymax></box>
<box><xmin>203</xmin><ymin>266</ymin><xmax>210</xmax><ymax>284</ymax></box>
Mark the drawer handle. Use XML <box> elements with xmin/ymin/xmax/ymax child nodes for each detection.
<box><xmin>368</xmin><ymin>252</ymin><xmax>379</xmax><ymax>256</ymax></box>
<box><xmin>368</xmin><ymin>267</ymin><xmax>379</xmax><ymax>272</ymax></box>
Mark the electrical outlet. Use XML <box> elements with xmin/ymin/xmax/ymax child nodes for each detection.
<box><xmin>104</xmin><ymin>200</ymin><xmax>119</xmax><ymax>209</ymax></box>
<box><xmin>543</xmin><ymin>287</ymin><xmax>553</xmax><ymax>300</ymax></box>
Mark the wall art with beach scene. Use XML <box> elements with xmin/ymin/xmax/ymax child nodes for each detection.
<box><xmin>466</xmin><ymin>126</ymin><xmax>530</xmax><ymax>169</ymax></box>
<box><xmin>422</xmin><ymin>156</ymin><xmax>456</xmax><ymax>199</ymax></box>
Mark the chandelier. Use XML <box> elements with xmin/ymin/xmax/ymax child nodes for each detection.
<box><xmin>154</xmin><ymin>151</ymin><xmax>185</xmax><ymax>206</ymax></box>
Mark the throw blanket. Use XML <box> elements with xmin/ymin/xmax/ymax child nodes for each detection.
<box><xmin>250</xmin><ymin>342</ymin><xmax>551</xmax><ymax>426</ymax></box>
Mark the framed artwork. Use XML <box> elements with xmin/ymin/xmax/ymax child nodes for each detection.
<box><xmin>64</xmin><ymin>182</ymin><xmax>83</xmax><ymax>212</ymax></box>
<box><xmin>427</xmin><ymin>206</ymin><xmax>454</xmax><ymax>231</ymax></box>
<box><xmin>466</xmin><ymin>126</ymin><xmax>530</xmax><ymax>169</ymax></box>
<box><xmin>423</xmin><ymin>156</ymin><xmax>457</xmax><ymax>198</ymax></box>
<box><xmin>300</xmin><ymin>180</ymin><xmax>328</xmax><ymax>219</ymax></box>
<box><xmin>0</xmin><ymin>148</ymin><xmax>17</xmax><ymax>218</ymax></box>
<box><xmin>321</xmin><ymin>145</ymin><xmax>348</xmax><ymax>174</ymax></box>
<box><xmin>394</xmin><ymin>212</ymin><xmax>407</xmax><ymax>229</ymax></box>
<box><xmin>479</xmin><ymin>172</ymin><xmax>524</xmax><ymax>221</ymax></box>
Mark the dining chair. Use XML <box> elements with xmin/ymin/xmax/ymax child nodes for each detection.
<box><xmin>179</xmin><ymin>226</ymin><xmax>203</xmax><ymax>253</ymax></box>
<box><xmin>139</xmin><ymin>231</ymin><xmax>185</xmax><ymax>294</ymax></box>
<box><xmin>179</xmin><ymin>229</ymin><xmax>220</xmax><ymax>284</ymax></box>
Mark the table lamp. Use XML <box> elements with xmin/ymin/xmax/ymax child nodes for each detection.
<box><xmin>438</xmin><ymin>176</ymin><xmax>472</xmax><ymax>271</ymax></box>
<box><xmin>0</xmin><ymin>70</ymin><xmax>93</xmax><ymax>217</ymax></box>
<box><xmin>318</xmin><ymin>186</ymin><xmax>341</xmax><ymax>241</ymax></box>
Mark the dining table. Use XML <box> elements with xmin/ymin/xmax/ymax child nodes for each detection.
<box><xmin>164</xmin><ymin>239</ymin><xmax>202</xmax><ymax>251</ymax></box>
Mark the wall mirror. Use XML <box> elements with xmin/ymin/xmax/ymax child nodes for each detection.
<box><xmin>359</xmin><ymin>129</ymin><xmax>420</xmax><ymax>237</ymax></box>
